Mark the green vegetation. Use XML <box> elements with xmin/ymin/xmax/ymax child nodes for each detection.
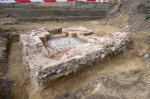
<box><xmin>145</xmin><ymin>15</ymin><xmax>150</xmax><ymax>20</ymax></box>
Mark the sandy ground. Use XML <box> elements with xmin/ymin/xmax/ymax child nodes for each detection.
<box><xmin>56</xmin><ymin>32</ymin><xmax>150</xmax><ymax>99</ymax></box>
<box><xmin>1</xmin><ymin>21</ymin><xmax>149</xmax><ymax>99</ymax></box>
<box><xmin>0</xmin><ymin>21</ymin><xmax>124</xmax><ymax>35</ymax></box>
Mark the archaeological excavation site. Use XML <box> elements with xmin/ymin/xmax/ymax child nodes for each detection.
<box><xmin>0</xmin><ymin>0</ymin><xmax>150</xmax><ymax>99</ymax></box>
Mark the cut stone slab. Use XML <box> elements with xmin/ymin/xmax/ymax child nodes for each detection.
<box><xmin>20</xmin><ymin>27</ymin><xmax>129</xmax><ymax>85</ymax></box>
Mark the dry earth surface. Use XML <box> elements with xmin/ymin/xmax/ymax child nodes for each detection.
<box><xmin>0</xmin><ymin>0</ymin><xmax>150</xmax><ymax>98</ymax></box>
<box><xmin>0</xmin><ymin>20</ymin><xmax>149</xmax><ymax>99</ymax></box>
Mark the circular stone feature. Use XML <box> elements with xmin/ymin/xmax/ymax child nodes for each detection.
<box><xmin>60</xmin><ymin>41</ymin><xmax>71</xmax><ymax>45</ymax></box>
<box><xmin>48</xmin><ymin>37</ymin><xmax>84</xmax><ymax>52</ymax></box>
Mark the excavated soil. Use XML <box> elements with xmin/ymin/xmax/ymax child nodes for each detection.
<box><xmin>0</xmin><ymin>20</ymin><xmax>149</xmax><ymax>99</ymax></box>
<box><xmin>0</xmin><ymin>0</ymin><xmax>150</xmax><ymax>98</ymax></box>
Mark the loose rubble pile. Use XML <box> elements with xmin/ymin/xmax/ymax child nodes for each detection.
<box><xmin>20</xmin><ymin>27</ymin><xmax>129</xmax><ymax>85</ymax></box>
<box><xmin>139</xmin><ymin>52</ymin><xmax>150</xmax><ymax>61</ymax></box>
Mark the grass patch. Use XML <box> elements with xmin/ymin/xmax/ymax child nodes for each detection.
<box><xmin>145</xmin><ymin>15</ymin><xmax>150</xmax><ymax>20</ymax></box>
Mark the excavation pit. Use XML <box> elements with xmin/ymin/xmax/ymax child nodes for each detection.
<box><xmin>20</xmin><ymin>26</ymin><xmax>129</xmax><ymax>85</ymax></box>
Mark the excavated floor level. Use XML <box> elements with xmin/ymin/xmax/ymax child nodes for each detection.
<box><xmin>3</xmin><ymin>20</ymin><xmax>149</xmax><ymax>99</ymax></box>
<box><xmin>48</xmin><ymin>37</ymin><xmax>84</xmax><ymax>52</ymax></box>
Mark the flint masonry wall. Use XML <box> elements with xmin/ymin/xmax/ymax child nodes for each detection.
<box><xmin>20</xmin><ymin>27</ymin><xmax>129</xmax><ymax>85</ymax></box>
<box><xmin>0</xmin><ymin>2</ymin><xmax>116</xmax><ymax>22</ymax></box>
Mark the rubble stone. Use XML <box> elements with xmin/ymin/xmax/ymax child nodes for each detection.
<box><xmin>20</xmin><ymin>27</ymin><xmax>129</xmax><ymax>85</ymax></box>
<box><xmin>62</xmin><ymin>26</ymin><xmax>93</xmax><ymax>36</ymax></box>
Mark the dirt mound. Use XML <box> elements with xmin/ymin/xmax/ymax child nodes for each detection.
<box><xmin>103</xmin><ymin>0</ymin><xmax>150</xmax><ymax>32</ymax></box>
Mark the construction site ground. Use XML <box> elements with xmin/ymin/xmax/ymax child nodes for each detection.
<box><xmin>0</xmin><ymin>0</ymin><xmax>150</xmax><ymax>99</ymax></box>
<box><xmin>0</xmin><ymin>20</ymin><xmax>149</xmax><ymax>99</ymax></box>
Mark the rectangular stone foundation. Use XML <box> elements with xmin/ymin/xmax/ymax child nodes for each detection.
<box><xmin>20</xmin><ymin>27</ymin><xmax>129</xmax><ymax>85</ymax></box>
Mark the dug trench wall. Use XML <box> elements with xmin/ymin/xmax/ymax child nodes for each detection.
<box><xmin>0</xmin><ymin>2</ymin><xmax>117</xmax><ymax>22</ymax></box>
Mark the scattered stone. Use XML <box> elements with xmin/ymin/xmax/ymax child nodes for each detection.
<box><xmin>20</xmin><ymin>27</ymin><xmax>129</xmax><ymax>85</ymax></box>
<box><xmin>144</xmin><ymin>54</ymin><xmax>149</xmax><ymax>59</ymax></box>
<box><xmin>141</xmin><ymin>53</ymin><xmax>150</xmax><ymax>60</ymax></box>
<box><xmin>139</xmin><ymin>53</ymin><xmax>143</xmax><ymax>57</ymax></box>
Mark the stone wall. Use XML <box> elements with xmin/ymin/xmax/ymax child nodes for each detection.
<box><xmin>20</xmin><ymin>27</ymin><xmax>129</xmax><ymax>85</ymax></box>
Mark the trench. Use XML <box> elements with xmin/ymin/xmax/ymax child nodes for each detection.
<box><xmin>2</xmin><ymin>21</ymin><xmax>148</xmax><ymax>99</ymax></box>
